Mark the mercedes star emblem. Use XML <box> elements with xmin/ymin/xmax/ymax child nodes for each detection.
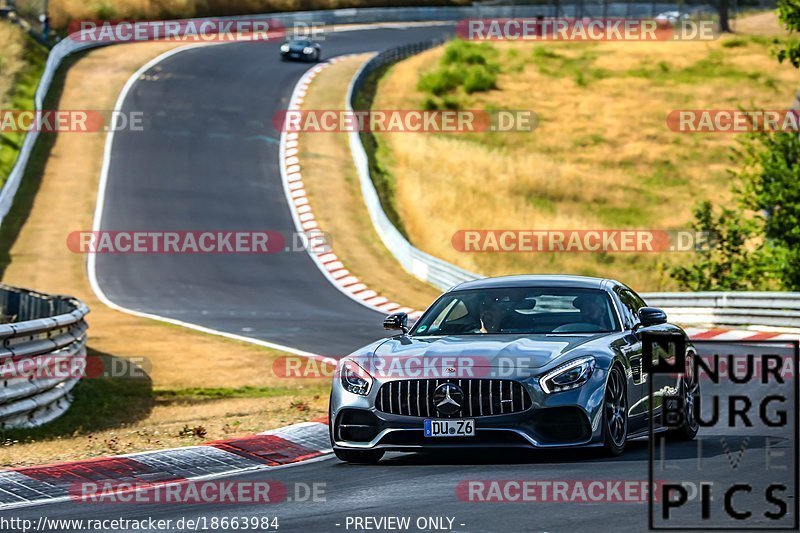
<box><xmin>433</xmin><ymin>382</ymin><xmax>464</xmax><ymax>416</ymax></box>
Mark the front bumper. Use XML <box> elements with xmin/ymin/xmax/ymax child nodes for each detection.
<box><xmin>331</xmin><ymin>372</ymin><xmax>609</xmax><ymax>452</ymax></box>
<box><xmin>280</xmin><ymin>50</ymin><xmax>314</xmax><ymax>60</ymax></box>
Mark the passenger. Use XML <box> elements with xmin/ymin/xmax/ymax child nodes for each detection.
<box><xmin>572</xmin><ymin>293</ymin><xmax>609</xmax><ymax>329</ymax></box>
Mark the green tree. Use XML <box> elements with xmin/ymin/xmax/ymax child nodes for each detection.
<box><xmin>671</xmin><ymin>1</ymin><xmax>800</xmax><ymax>290</ymax></box>
<box><xmin>719</xmin><ymin>0</ymin><xmax>732</xmax><ymax>33</ymax></box>
<box><xmin>776</xmin><ymin>0</ymin><xmax>800</xmax><ymax>66</ymax></box>
<box><xmin>738</xmin><ymin>131</ymin><xmax>800</xmax><ymax>289</ymax></box>
<box><xmin>670</xmin><ymin>201</ymin><xmax>776</xmax><ymax>290</ymax></box>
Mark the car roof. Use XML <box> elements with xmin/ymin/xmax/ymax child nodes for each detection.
<box><xmin>450</xmin><ymin>274</ymin><xmax>619</xmax><ymax>292</ymax></box>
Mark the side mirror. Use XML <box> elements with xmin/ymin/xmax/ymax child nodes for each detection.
<box><xmin>383</xmin><ymin>312</ymin><xmax>408</xmax><ymax>334</ymax></box>
<box><xmin>638</xmin><ymin>307</ymin><xmax>667</xmax><ymax>327</ymax></box>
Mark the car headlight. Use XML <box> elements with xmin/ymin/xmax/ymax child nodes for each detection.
<box><xmin>340</xmin><ymin>359</ymin><xmax>373</xmax><ymax>396</ymax></box>
<box><xmin>303</xmin><ymin>47</ymin><xmax>314</xmax><ymax>54</ymax></box>
<box><xmin>280</xmin><ymin>44</ymin><xmax>289</xmax><ymax>52</ymax></box>
<box><xmin>540</xmin><ymin>356</ymin><xmax>596</xmax><ymax>394</ymax></box>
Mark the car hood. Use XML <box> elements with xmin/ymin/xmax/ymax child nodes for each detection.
<box><xmin>286</xmin><ymin>43</ymin><xmax>309</xmax><ymax>51</ymax></box>
<box><xmin>354</xmin><ymin>334</ymin><xmax>609</xmax><ymax>379</ymax></box>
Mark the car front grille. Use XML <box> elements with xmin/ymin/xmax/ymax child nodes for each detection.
<box><xmin>375</xmin><ymin>379</ymin><xmax>532</xmax><ymax>418</ymax></box>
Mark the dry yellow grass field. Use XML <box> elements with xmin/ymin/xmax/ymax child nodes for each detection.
<box><xmin>371</xmin><ymin>12</ymin><xmax>796</xmax><ymax>291</ymax></box>
<box><xmin>298</xmin><ymin>55</ymin><xmax>441</xmax><ymax>310</ymax></box>
<box><xmin>0</xmin><ymin>22</ymin><xmax>25</xmax><ymax>107</ymax></box>
<box><xmin>0</xmin><ymin>21</ymin><xmax>46</xmax><ymax>189</ymax></box>
<box><xmin>0</xmin><ymin>41</ymin><xmax>328</xmax><ymax>467</ymax></box>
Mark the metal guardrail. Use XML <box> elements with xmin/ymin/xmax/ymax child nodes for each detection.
<box><xmin>346</xmin><ymin>41</ymin><xmax>800</xmax><ymax>331</ymax></box>
<box><xmin>347</xmin><ymin>40</ymin><xmax>483</xmax><ymax>291</ymax></box>
<box><xmin>0</xmin><ymin>285</ymin><xmax>89</xmax><ymax>429</ymax></box>
<box><xmin>641</xmin><ymin>292</ymin><xmax>800</xmax><ymax>329</ymax></box>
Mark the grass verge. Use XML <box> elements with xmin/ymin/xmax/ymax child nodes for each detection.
<box><xmin>299</xmin><ymin>55</ymin><xmax>441</xmax><ymax>310</ymax></box>
<box><xmin>368</xmin><ymin>11</ymin><xmax>796</xmax><ymax>291</ymax></box>
<box><xmin>0</xmin><ymin>40</ymin><xmax>328</xmax><ymax>468</ymax></box>
<box><xmin>0</xmin><ymin>21</ymin><xmax>48</xmax><ymax>188</ymax></box>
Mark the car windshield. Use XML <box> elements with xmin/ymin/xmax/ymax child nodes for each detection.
<box><xmin>288</xmin><ymin>39</ymin><xmax>311</xmax><ymax>46</ymax></box>
<box><xmin>410</xmin><ymin>287</ymin><xmax>620</xmax><ymax>336</ymax></box>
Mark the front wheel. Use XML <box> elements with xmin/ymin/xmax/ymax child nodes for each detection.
<box><xmin>603</xmin><ymin>364</ymin><xmax>628</xmax><ymax>456</ymax></box>
<box><xmin>669</xmin><ymin>353</ymin><xmax>700</xmax><ymax>441</ymax></box>
<box><xmin>334</xmin><ymin>448</ymin><xmax>384</xmax><ymax>464</ymax></box>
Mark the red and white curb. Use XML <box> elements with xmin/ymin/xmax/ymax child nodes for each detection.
<box><xmin>0</xmin><ymin>419</ymin><xmax>330</xmax><ymax>510</ymax></box>
<box><xmin>278</xmin><ymin>55</ymin><xmax>422</xmax><ymax>321</ymax></box>
<box><xmin>684</xmin><ymin>327</ymin><xmax>800</xmax><ymax>342</ymax></box>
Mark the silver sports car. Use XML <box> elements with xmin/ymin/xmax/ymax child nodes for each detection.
<box><xmin>329</xmin><ymin>275</ymin><xmax>699</xmax><ymax>463</ymax></box>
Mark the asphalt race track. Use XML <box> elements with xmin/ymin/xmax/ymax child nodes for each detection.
<box><xmin>9</xmin><ymin>21</ymin><xmax>797</xmax><ymax>533</ymax></box>
<box><xmin>2</xmin><ymin>341</ymin><xmax>796</xmax><ymax>532</ymax></box>
<box><xmin>93</xmin><ymin>24</ymin><xmax>453</xmax><ymax>357</ymax></box>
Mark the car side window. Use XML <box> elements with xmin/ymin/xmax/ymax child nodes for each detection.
<box><xmin>615</xmin><ymin>288</ymin><xmax>638</xmax><ymax>330</ymax></box>
<box><xmin>627</xmin><ymin>291</ymin><xmax>647</xmax><ymax>313</ymax></box>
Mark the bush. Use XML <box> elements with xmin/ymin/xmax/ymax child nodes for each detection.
<box><xmin>442</xmin><ymin>39</ymin><xmax>497</xmax><ymax>66</ymax></box>
<box><xmin>418</xmin><ymin>65</ymin><xmax>466</xmax><ymax>96</ymax></box>
<box><xmin>417</xmin><ymin>39</ymin><xmax>500</xmax><ymax>105</ymax></box>
<box><xmin>463</xmin><ymin>64</ymin><xmax>496</xmax><ymax>93</ymax></box>
<box><xmin>670</xmin><ymin>201</ymin><xmax>776</xmax><ymax>291</ymax></box>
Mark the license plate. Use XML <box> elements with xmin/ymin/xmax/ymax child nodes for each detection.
<box><xmin>424</xmin><ymin>419</ymin><xmax>475</xmax><ymax>437</ymax></box>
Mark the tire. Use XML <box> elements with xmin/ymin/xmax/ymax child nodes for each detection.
<box><xmin>602</xmin><ymin>364</ymin><xmax>628</xmax><ymax>456</ymax></box>
<box><xmin>669</xmin><ymin>352</ymin><xmax>700</xmax><ymax>441</ymax></box>
<box><xmin>334</xmin><ymin>448</ymin><xmax>385</xmax><ymax>464</ymax></box>
<box><xmin>314</xmin><ymin>50</ymin><xmax>321</xmax><ymax>62</ymax></box>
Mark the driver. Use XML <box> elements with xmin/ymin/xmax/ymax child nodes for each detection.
<box><xmin>572</xmin><ymin>293</ymin><xmax>608</xmax><ymax>329</ymax></box>
<box><xmin>477</xmin><ymin>298</ymin><xmax>507</xmax><ymax>333</ymax></box>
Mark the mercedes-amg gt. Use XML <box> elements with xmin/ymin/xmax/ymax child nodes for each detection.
<box><xmin>329</xmin><ymin>275</ymin><xmax>699</xmax><ymax>463</ymax></box>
